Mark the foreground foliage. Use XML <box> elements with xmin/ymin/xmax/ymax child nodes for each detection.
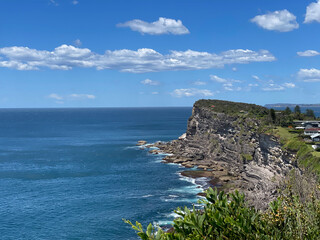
<box><xmin>125</xmin><ymin>187</ymin><xmax>320</xmax><ymax>240</ymax></box>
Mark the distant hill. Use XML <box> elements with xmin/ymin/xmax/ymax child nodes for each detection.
<box><xmin>265</xmin><ymin>103</ymin><xmax>320</xmax><ymax>108</ymax></box>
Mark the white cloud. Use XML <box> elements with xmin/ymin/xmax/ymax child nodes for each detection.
<box><xmin>232</xmin><ymin>67</ymin><xmax>237</xmax><ymax>72</ymax></box>
<box><xmin>140</xmin><ymin>79</ymin><xmax>160</xmax><ymax>85</ymax></box>
<box><xmin>223</xmin><ymin>83</ymin><xmax>233</xmax><ymax>91</ymax></box>
<box><xmin>262</xmin><ymin>84</ymin><xmax>285</xmax><ymax>91</ymax></box>
<box><xmin>48</xmin><ymin>93</ymin><xmax>95</xmax><ymax>101</ymax></box>
<box><xmin>252</xmin><ymin>75</ymin><xmax>260</xmax><ymax>80</ymax></box>
<box><xmin>48</xmin><ymin>93</ymin><xmax>63</xmax><ymax>100</ymax></box>
<box><xmin>248</xmin><ymin>83</ymin><xmax>259</xmax><ymax>87</ymax></box>
<box><xmin>117</xmin><ymin>17</ymin><xmax>190</xmax><ymax>35</ymax></box>
<box><xmin>69</xmin><ymin>94</ymin><xmax>96</xmax><ymax>99</ymax></box>
<box><xmin>193</xmin><ymin>81</ymin><xmax>207</xmax><ymax>86</ymax></box>
<box><xmin>283</xmin><ymin>82</ymin><xmax>296</xmax><ymax>88</ymax></box>
<box><xmin>210</xmin><ymin>75</ymin><xmax>227</xmax><ymax>83</ymax></box>
<box><xmin>222</xmin><ymin>83</ymin><xmax>242</xmax><ymax>91</ymax></box>
<box><xmin>151</xmin><ymin>92</ymin><xmax>159</xmax><ymax>95</ymax></box>
<box><xmin>305</xmin><ymin>0</ymin><xmax>320</xmax><ymax>23</ymax></box>
<box><xmin>210</xmin><ymin>74</ymin><xmax>242</xmax><ymax>91</ymax></box>
<box><xmin>210</xmin><ymin>74</ymin><xmax>241</xmax><ymax>84</ymax></box>
<box><xmin>72</xmin><ymin>0</ymin><xmax>79</xmax><ymax>5</ymax></box>
<box><xmin>172</xmin><ymin>88</ymin><xmax>214</xmax><ymax>97</ymax></box>
<box><xmin>297</xmin><ymin>50</ymin><xmax>320</xmax><ymax>57</ymax></box>
<box><xmin>298</xmin><ymin>68</ymin><xmax>320</xmax><ymax>82</ymax></box>
<box><xmin>0</xmin><ymin>45</ymin><xmax>276</xmax><ymax>73</ymax></box>
<box><xmin>73</xmin><ymin>39</ymin><xmax>82</xmax><ymax>47</ymax></box>
<box><xmin>262</xmin><ymin>82</ymin><xmax>295</xmax><ymax>91</ymax></box>
<box><xmin>251</xmin><ymin>10</ymin><xmax>299</xmax><ymax>32</ymax></box>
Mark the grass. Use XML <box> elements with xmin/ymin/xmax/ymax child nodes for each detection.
<box><xmin>312</xmin><ymin>151</ymin><xmax>320</xmax><ymax>157</ymax></box>
<box><xmin>273</xmin><ymin>126</ymin><xmax>299</xmax><ymax>145</ymax></box>
<box><xmin>275</xmin><ymin>127</ymin><xmax>296</xmax><ymax>140</ymax></box>
<box><xmin>273</xmin><ymin>127</ymin><xmax>320</xmax><ymax>176</ymax></box>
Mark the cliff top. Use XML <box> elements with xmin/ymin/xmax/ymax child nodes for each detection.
<box><xmin>194</xmin><ymin>99</ymin><xmax>269</xmax><ymax>118</ymax></box>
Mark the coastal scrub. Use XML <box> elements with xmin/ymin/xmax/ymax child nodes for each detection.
<box><xmin>125</xmin><ymin>186</ymin><xmax>320</xmax><ymax>239</ymax></box>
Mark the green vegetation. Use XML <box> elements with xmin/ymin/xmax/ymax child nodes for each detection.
<box><xmin>241</xmin><ymin>153</ymin><xmax>253</xmax><ymax>161</ymax></box>
<box><xmin>195</xmin><ymin>99</ymin><xmax>269</xmax><ymax>119</ymax></box>
<box><xmin>126</xmin><ymin>187</ymin><xmax>320</xmax><ymax>239</ymax></box>
<box><xmin>306</xmin><ymin>109</ymin><xmax>316</xmax><ymax>119</ymax></box>
<box><xmin>294</xmin><ymin>105</ymin><xmax>301</xmax><ymax>114</ymax></box>
<box><xmin>273</xmin><ymin>127</ymin><xmax>320</xmax><ymax>176</ymax></box>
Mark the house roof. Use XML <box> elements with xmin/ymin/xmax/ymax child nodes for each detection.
<box><xmin>305</xmin><ymin>128</ymin><xmax>320</xmax><ymax>131</ymax></box>
<box><xmin>311</xmin><ymin>133</ymin><xmax>320</xmax><ymax>139</ymax></box>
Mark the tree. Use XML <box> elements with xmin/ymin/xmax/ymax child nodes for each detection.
<box><xmin>270</xmin><ymin>108</ymin><xmax>276</xmax><ymax>123</ymax></box>
<box><xmin>294</xmin><ymin>105</ymin><xmax>301</xmax><ymax>114</ymax></box>
<box><xmin>306</xmin><ymin>109</ymin><xmax>316</xmax><ymax>119</ymax></box>
<box><xmin>284</xmin><ymin>107</ymin><xmax>292</xmax><ymax>115</ymax></box>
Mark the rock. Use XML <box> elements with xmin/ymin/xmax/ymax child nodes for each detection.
<box><xmin>179</xmin><ymin>133</ymin><xmax>187</xmax><ymax>140</ymax></box>
<box><xmin>137</xmin><ymin>140</ymin><xmax>147</xmax><ymax>146</ymax></box>
<box><xmin>149</xmin><ymin>149</ymin><xmax>162</xmax><ymax>154</ymax></box>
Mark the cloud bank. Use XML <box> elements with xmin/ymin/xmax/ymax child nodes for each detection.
<box><xmin>117</xmin><ymin>17</ymin><xmax>190</xmax><ymax>35</ymax></box>
<box><xmin>0</xmin><ymin>45</ymin><xmax>276</xmax><ymax>73</ymax></box>
<box><xmin>251</xmin><ymin>10</ymin><xmax>299</xmax><ymax>32</ymax></box>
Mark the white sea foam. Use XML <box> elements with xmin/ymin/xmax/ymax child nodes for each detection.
<box><xmin>161</xmin><ymin>197</ymin><xmax>199</xmax><ymax>203</ymax></box>
<box><xmin>168</xmin><ymin>194</ymin><xmax>179</xmax><ymax>198</ymax></box>
<box><xmin>153</xmin><ymin>220</ymin><xmax>173</xmax><ymax>226</ymax></box>
<box><xmin>124</xmin><ymin>146</ymin><xmax>140</xmax><ymax>150</ymax></box>
<box><xmin>167</xmin><ymin>162</ymin><xmax>183</xmax><ymax>168</ymax></box>
<box><xmin>167</xmin><ymin>212</ymin><xmax>180</xmax><ymax>218</ymax></box>
<box><xmin>169</xmin><ymin>185</ymin><xmax>203</xmax><ymax>195</ymax></box>
<box><xmin>142</xmin><ymin>194</ymin><xmax>153</xmax><ymax>198</ymax></box>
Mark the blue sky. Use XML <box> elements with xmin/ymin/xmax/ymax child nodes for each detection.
<box><xmin>1</xmin><ymin>0</ymin><xmax>320</xmax><ymax>107</ymax></box>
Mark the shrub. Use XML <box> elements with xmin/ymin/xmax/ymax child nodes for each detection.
<box><xmin>125</xmin><ymin>187</ymin><xmax>320</xmax><ymax>239</ymax></box>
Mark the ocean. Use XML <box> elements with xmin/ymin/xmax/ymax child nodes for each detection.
<box><xmin>2</xmin><ymin>106</ymin><xmax>318</xmax><ymax>240</ymax></box>
<box><xmin>0</xmin><ymin>107</ymin><xmax>210</xmax><ymax>240</ymax></box>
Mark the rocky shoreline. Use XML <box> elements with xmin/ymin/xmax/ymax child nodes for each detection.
<box><xmin>137</xmin><ymin>140</ymin><xmax>233</xmax><ymax>194</ymax></box>
<box><xmin>137</xmin><ymin>100</ymin><xmax>301</xmax><ymax>210</ymax></box>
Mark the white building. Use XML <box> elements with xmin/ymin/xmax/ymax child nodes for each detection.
<box><xmin>311</xmin><ymin>133</ymin><xmax>320</xmax><ymax>142</ymax></box>
<box><xmin>304</xmin><ymin>128</ymin><xmax>320</xmax><ymax>136</ymax></box>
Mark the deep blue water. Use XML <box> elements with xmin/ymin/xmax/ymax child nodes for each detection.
<box><xmin>0</xmin><ymin>107</ymin><xmax>211</xmax><ymax>240</ymax></box>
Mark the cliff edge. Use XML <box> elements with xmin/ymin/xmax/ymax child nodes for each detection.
<box><xmin>157</xmin><ymin>99</ymin><xmax>299</xmax><ymax>209</ymax></box>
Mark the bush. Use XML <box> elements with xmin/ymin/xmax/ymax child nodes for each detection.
<box><xmin>125</xmin><ymin>187</ymin><xmax>320</xmax><ymax>239</ymax></box>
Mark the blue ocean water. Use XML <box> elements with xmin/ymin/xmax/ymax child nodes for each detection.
<box><xmin>0</xmin><ymin>107</ymin><xmax>210</xmax><ymax>240</ymax></box>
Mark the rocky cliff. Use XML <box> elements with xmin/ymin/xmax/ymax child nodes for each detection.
<box><xmin>157</xmin><ymin>100</ymin><xmax>299</xmax><ymax>209</ymax></box>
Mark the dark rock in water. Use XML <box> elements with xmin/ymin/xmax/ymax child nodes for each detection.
<box><xmin>157</xmin><ymin>99</ymin><xmax>299</xmax><ymax>210</ymax></box>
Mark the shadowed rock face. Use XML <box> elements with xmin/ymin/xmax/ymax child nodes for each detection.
<box><xmin>158</xmin><ymin>100</ymin><xmax>298</xmax><ymax>210</ymax></box>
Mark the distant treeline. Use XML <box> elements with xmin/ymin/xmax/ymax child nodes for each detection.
<box><xmin>266</xmin><ymin>103</ymin><xmax>320</xmax><ymax>108</ymax></box>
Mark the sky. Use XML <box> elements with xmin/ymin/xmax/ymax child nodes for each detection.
<box><xmin>1</xmin><ymin>0</ymin><xmax>320</xmax><ymax>108</ymax></box>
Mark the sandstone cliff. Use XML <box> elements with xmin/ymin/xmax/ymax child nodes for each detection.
<box><xmin>157</xmin><ymin>100</ymin><xmax>299</xmax><ymax>209</ymax></box>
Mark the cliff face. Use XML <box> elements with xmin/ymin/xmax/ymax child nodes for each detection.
<box><xmin>160</xmin><ymin>100</ymin><xmax>298</xmax><ymax>209</ymax></box>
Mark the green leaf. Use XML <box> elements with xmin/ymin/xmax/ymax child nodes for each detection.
<box><xmin>146</xmin><ymin>223</ymin><xmax>153</xmax><ymax>237</ymax></box>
